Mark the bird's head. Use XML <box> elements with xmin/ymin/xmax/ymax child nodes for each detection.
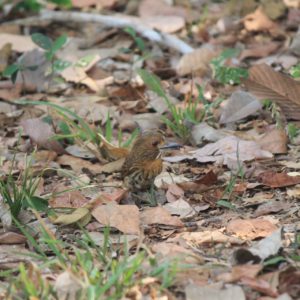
<box><xmin>131</xmin><ymin>130</ymin><xmax>181</xmax><ymax>161</ymax></box>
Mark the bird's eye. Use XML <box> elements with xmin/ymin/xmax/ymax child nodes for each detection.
<box><xmin>152</xmin><ymin>140</ymin><xmax>160</xmax><ymax>147</ymax></box>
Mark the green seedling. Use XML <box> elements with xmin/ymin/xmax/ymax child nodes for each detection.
<box><xmin>31</xmin><ymin>33</ymin><xmax>71</xmax><ymax>74</ymax></box>
<box><xmin>137</xmin><ymin>69</ymin><xmax>221</xmax><ymax>141</ymax></box>
<box><xmin>13</xmin><ymin>0</ymin><xmax>71</xmax><ymax>12</ymax></box>
<box><xmin>290</xmin><ymin>64</ymin><xmax>300</xmax><ymax>78</ymax></box>
<box><xmin>137</xmin><ymin>68</ymin><xmax>191</xmax><ymax>140</ymax></box>
<box><xmin>6</xmin><ymin>221</ymin><xmax>179</xmax><ymax>299</ymax></box>
<box><xmin>210</xmin><ymin>48</ymin><xmax>248</xmax><ymax>85</ymax></box>
<box><xmin>124</xmin><ymin>27</ymin><xmax>146</xmax><ymax>53</ymax></box>
<box><xmin>0</xmin><ymin>155</ymin><xmax>48</xmax><ymax>221</ymax></box>
<box><xmin>3</xmin><ymin>62</ymin><xmax>38</xmax><ymax>85</ymax></box>
<box><xmin>287</xmin><ymin>123</ymin><xmax>300</xmax><ymax>142</ymax></box>
<box><xmin>17</xmin><ymin>100</ymin><xmax>137</xmax><ymax>157</ymax></box>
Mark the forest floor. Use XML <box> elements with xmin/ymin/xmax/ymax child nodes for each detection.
<box><xmin>0</xmin><ymin>0</ymin><xmax>300</xmax><ymax>299</ymax></box>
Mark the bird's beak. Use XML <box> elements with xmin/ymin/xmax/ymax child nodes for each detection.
<box><xmin>159</xmin><ymin>142</ymin><xmax>182</xmax><ymax>150</ymax></box>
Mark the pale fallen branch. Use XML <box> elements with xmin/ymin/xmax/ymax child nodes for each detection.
<box><xmin>13</xmin><ymin>10</ymin><xmax>194</xmax><ymax>54</ymax></box>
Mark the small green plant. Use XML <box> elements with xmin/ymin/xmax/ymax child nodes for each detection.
<box><xmin>12</xmin><ymin>0</ymin><xmax>71</xmax><ymax>12</ymax></box>
<box><xmin>6</xmin><ymin>223</ymin><xmax>179</xmax><ymax>299</ymax></box>
<box><xmin>210</xmin><ymin>48</ymin><xmax>248</xmax><ymax>85</ymax></box>
<box><xmin>0</xmin><ymin>155</ymin><xmax>48</xmax><ymax>220</ymax></box>
<box><xmin>290</xmin><ymin>64</ymin><xmax>300</xmax><ymax>78</ymax></box>
<box><xmin>287</xmin><ymin>123</ymin><xmax>300</xmax><ymax>142</ymax></box>
<box><xmin>3</xmin><ymin>33</ymin><xmax>70</xmax><ymax>88</ymax></box>
<box><xmin>17</xmin><ymin>100</ymin><xmax>137</xmax><ymax>154</ymax></box>
<box><xmin>137</xmin><ymin>69</ymin><xmax>193</xmax><ymax>140</ymax></box>
<box><xmin>124</xmin><ymin>27</ymin><xmax>146</xmax><ymax>53</ymax></box>
<box><xmin>217</xmin><ymin>144</ymin><xmax>244</xmax><ymax>209</ymax></box>
<box><xmin>3</xmin><ymin>62</ymin><xmax>38</xmax><ymax>85</ymax></box>
<box><xmin>137</xmin><ymin>69</ymin><xmax>221</xmax><ymax>141</ymax></box>
<box><xmin>31</xmin><ymin>33</ymin><xmax>70</xmax><ymax>73</ymax></box>
<box><xmin>268</xmin><ymin>102</ymin><xmax>284</xmax><ymax>129</ymax></box>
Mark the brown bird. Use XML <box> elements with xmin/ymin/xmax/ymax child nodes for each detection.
<box><xmin>121</xmin><ymin>130</ymin><xmax>180</xmax><ymax>192</ymax></box>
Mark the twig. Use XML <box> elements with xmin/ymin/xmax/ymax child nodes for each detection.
<box><xmin>12</xmin><ymin>10</ymin><xmax>194</xmax><ymax>54</ymax></box>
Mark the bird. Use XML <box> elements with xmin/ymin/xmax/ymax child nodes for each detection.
<box><xmin>121</xmin><ymin>130</ymin><xmax>180</xmax><ymax>192</ymax></box>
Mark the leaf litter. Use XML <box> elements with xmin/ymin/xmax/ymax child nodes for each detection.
<box><xmin>1</xmin><ymin>1</ymin><xmax>300</xmax><ymax>299</ymax></box>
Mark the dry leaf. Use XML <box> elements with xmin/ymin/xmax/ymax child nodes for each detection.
<box><xmin>240</xmin><ymin>276</ymin><xmax>278</xmax><ymax>297</ymax></box>
<box><xmin>239</xmin><ymin>42</ymin><xmax>280</xmax><ymax>61</ymax></box>
<box><xmin>227</xmin><ymin>218</ymin><xmax>277</xmax><ymax>240</ymax></box>
<box><xmin>166</xmin><ymin>184</ymin><xmax>184</xmax><ymax>203</ymax></box>
<box><xmin>192</xmin><ymin>122</ymin><xmax>228</xmax><ymax>145</ymax></box>
<box><xmin>21</xmin><ymin>118</ymin><xmax>65</xmax><ymax>154</ymax></box>
<box><xmin>140</xmin><ymin>207</ymin><xmax>183</xmax><ymax>227</ymax></box>
<box><xmin>0</xmin><ymin>33</ymin><xmax>36</xmax><ymax>52</ymax></box>
<box><xmin>92</xmin><ymin>202</ymin><xmax>140</xmax><ymax>235</ymax></box>
<box><xmin>152</xmin><ymin>242</ymin><xmax>201</xmax><ymax>264</ymax></box>
<box><xmin>180</xmin><ymin>230</ymin><xmax>244</xmax><ymax>245</ymax></box>
<box><xmin>257</xmin><ymin>128</ymin><xmax>287</xmax><ymax>154</ymax></box>
<box><xmin>72</xmin><ymin>0</ymin><xmax>116</xmax><ymax>8</ymax></box>
<box><xmin>101</xmin><ymin>158</ymin><xmax>125</xmax><ymax>173</ymax></box>
<box><xmin>221</xmin><ymin>265</ymin><xmax>263</xmax><ymax>284</ymax></box>
<box><xmin>15</xmin><ymin>49</ymin><xmax>52</xmax><ymax>92</ymax></box>
<box><xmin>284</xmin><ymin>0</ymin><xmax>300</xmax><ymax>8</ymax></box>
<box><xmin>0</xmin><ymin>232</ymin><xmax>27</xmax><ymax>244</ymax></box>
<box><xmin>0</xmin><ymin>43</ymin><xmax>12</xmax><ymax>72</ymax></box>
<box><xmin>54</xmin><ymin>207</ymin><xmax>91</xmax><ymax>225</ymax></box>
<box><xmin>57</xmin><ymin>155</ymin><xmax>103</xmax><ymax>175</ymax></box>
<box><xmin>243</xmin><ymin>63</ymin><xmax>300</xmax><ymax>120</ymax></box>
<box><xmin>154</xmin><ymin>172</ymin><xmax>190</xmax><ymax>188</ymax></box>
<box><xmin>217</xmin><ymin>264</ymin><xmax>262</xmax><ymax>283</ymax></box>
<box><xmin>185</xmin><ymin>283</ymin><xmax>246</xmax><ymax>300</ymax></box>
<box><xmin>143</xmin><ymin>16</ymin><xmax>185</xmax><ymax>33</ymax></box>
<box><xmin>165</xmin><ymin>136</ymin><xmax>272</xmax><ymax>167</ymax></box>
<box><xmin>55</xmin><ymin>271</ymin><xmax>82</xmax><ymax>300</ymax></box>
<box><xmin>254</xmin><ymin>200</ymin><xmax>290</xmax><ymax>217</ymax></box>
<box><xmin>243</xmin><ymin>7</ymin><xmax>278</xmax><ymax>32</ymax></box>
<box><xmin>176</xmin><ymin>47</ymin><xmax>219</xmax><ymax>76</ymax></box>
<box><xmin>163</xmin><ymin>199</ymin><xmax>194</xmax><ymax>218</ymax></box>
<box><xmin>278</xmin><ymin>267</ymin><xmax>300</xmax><ymax>298</ymax></box>
<box><xmin>220</xmin><ymin>91</ymin><xmax>262</xmax><ymax>124</ymax></box>
<box><xmin>139</xmin><ymin>0</ymin><xmax>192</xmax><ymax>21</ymax></box>
<box><xmin>259</xmin><ymin>171</ymin><xmax>300</xmax><ymax>188</ymax></box>
<box><xmin>192</xmin><ymin>136</ymin><xmax>272</xmax><ymax>165</ymax></box>
<box><xmin>49</xmin><ymin>191</ymin><xmax>89</xmax><ymax>208</ymax></box>
<box><xmin>87</xmin><ymin>232</ymin><xmax>138</xmax><ymax>249</ymax></box>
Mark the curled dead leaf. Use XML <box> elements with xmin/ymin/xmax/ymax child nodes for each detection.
<box><xmin>243</xmin><ymin>63</ymin><xmax>300</xmax><ymax>120</ymax></box>
<box><xmin>227</xmin><ymin>218</ymin><xmax>277</xmax><ymax>240</ymax></box>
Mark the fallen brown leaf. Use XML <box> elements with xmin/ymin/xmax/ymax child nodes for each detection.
<box><xmin>0</xmin><ymin>33</ymin><xmax>36</xmax><ymax>52</ymax></box>
<box><xmin>243</xmin><ymin>7</ymin><xmax>278</xmax><ymax>32</ymax></box>
<box><xmin>92</xmin><ymin>202</ymin><xmax>140</xmax><ymax>235</ymax></box>
<box><xmin>240</xmin><ymin>276</ymin><xmax>278</xmax><ymax>297</ymax></box>
<box><xmin>140</xmin><ymin>207</ymin><xmax>183</xmax><ymax>227</ymax></box>
<box><xmin>0</xmin><ymin>232</ymin><xmax>27</xmax><ymax>244</ymax></box>
<box><xmin>21</xmin><ymin>118</ymin><xmax>65</xmax><ymax>154</ymax></box>
<box><xmin>49</xmin><ymin>191</ymin><xmax>89</xmax><ymax>208</ymax></box>
<box><xmin>243</xmin><ymin>63</ymin><xmax>300</xmax><ymax>120</ymax></box>
<box><xmin>227</xmin><ymin>218</ymin><xmax>277</xmax><ymax>240</ymax></box>
<box><xmin>219</xmin><ymin>91</ymin><xmax>262</xmax><ymax>124</ymax></box>
<box><xmin>54</xmin><ymin>207</ymin><xmax>91</xmax><ymax>226</ymax></box>
<box><xmin>57</xmin><ymin>154</ymin><xmax>103</xmax><ymax>175</ymax></box>
<box><xmin>259</xmin><ymin>171</ymin><xmax>300</xmax><ymax>188</ymax></box>
<box><xmin>180</xmin><ymin>230</ymin><xmax>244</xmax><ymax>245</ymax></box>
<box><xmin>217</xmin><ymin>264</ymin><xmax>262</xmax><ymax>283</ymax></box>
<box><xmin>239</xmin><ymin>42</ymin><xmax>280</xmax><ymax>61</ymax></box>
<box><xmin>257</xmin><ymin>128</ymin><xmax>287</xmax><ymax>154</ymax></box>
<box><xmin>176</xmin><ymin>47</ymin><xmax>219</xmax><ymax>76</ymax></box>
<box><xmin>152</xmin><ymin>241</ymin><xmax>201</xmax><ymax>264</ymax></box>
<box><xmin>166</xmin><ymin>184</ymin><xmax>184</xmax><ymax>203</ymax></box>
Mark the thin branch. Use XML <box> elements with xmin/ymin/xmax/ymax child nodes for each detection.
<box><xmin>12</xmin><ymin>10</ymin><xmax>194</xmax><ymax>54</ymax></box>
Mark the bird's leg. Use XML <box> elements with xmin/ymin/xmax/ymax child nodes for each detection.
<box><xmin>147</xmin><ymin>184</ymin><xmax>158</xmax><ymax>207</ymax></box>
